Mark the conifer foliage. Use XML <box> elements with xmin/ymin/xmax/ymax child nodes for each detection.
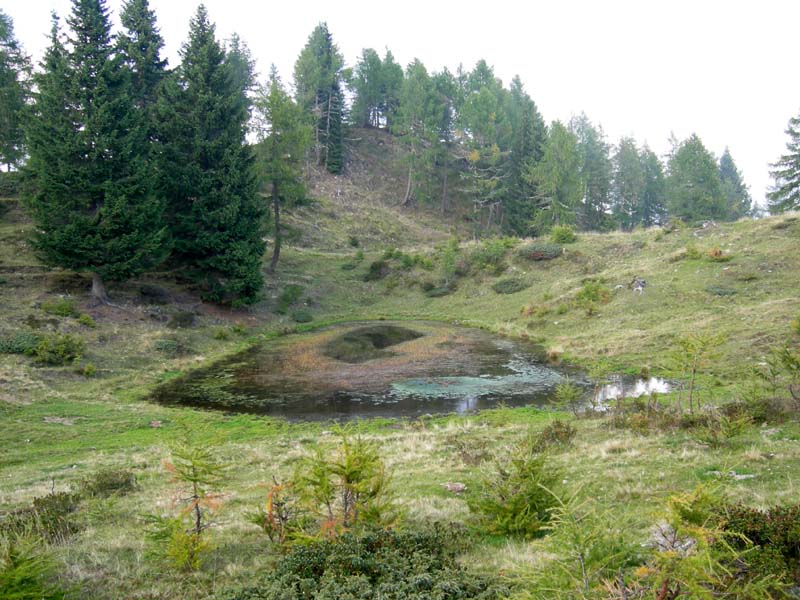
<box><xmin>0</xmin><ymin>9</ymin><xmax>30</xmax><ymax>171</ymax></box>
<box><xmin>768</xmin><ymin>110</ymin><xmax>800</xmax><ymax>214</ymax></box>
<box><xmin>24</xmin><ymin>1</ymin><xmax>168</xmax><ymax>303</ymax></box>
<box><xmin>159</xmin><ymin>6</ymin><xmax>265</xmax><ymax>304</ymax></box>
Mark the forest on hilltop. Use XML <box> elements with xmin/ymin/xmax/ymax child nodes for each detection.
<box><xmin>0</xmin><ymin>0</ymin><xmax>798</xmax><ymax>307</ymax></box>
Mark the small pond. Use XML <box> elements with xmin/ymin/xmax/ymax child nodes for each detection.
<box><xmin>151</xmin><ymin>321</ymin><xmax>577</xmax><ymax>420</ymax></box>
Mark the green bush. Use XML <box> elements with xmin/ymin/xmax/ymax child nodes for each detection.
<box><xmin>363</xmin><ymin>259</ymin><xmax>389</xmax><ymax>282</ymax></box>
<box><xmin>80</xmin><ymin>468</ymin><xmax>138</xmax><ymax>498</ymax></box>
<box><xmin>0</xmin><ymin>331</ymin><xmax>43</xmax><ymax>355</ymax></box>
<box><xmin>275</xmin><ymin>284</ymin><xmax>305</xmax><ymax>314</ymax></box>
<box><xmin>77</xmin><ymin>313</ymin><xmax>96</xmax><ymax>328</ymax></box>
<box><xmin>550</xmin><ymin>225</ymin><xmax>577</xmax><ymax>244</ymax></box>
<box><xmin>518</xmin><ymin>242</ymin><xmax>563</xmax><ymax>261</ymax></box>
<box><xmin>144</xmin><ymin>515</ymin><xmax>208</xmax><ymax>572</ymax></box>
<box><xmin>424</xmin><ymin>283</ymin><xmax>456</xmax><ymax>297</ymax></box>
<box><xmin>0</xmin><ymin>171</ymin><xmax>21</xmax><ymax>196</ymax></box>
<box><xmin>40</xmin><ymin>297</ymin><xmax>78</xmax><ymax>318</ymax></box>
<box><xmin>0</xmin><ymin>531</ymin><xmax>67</xmax><ymax>600</ymax></box>
<box><xmin>33</xmin><ymin>333</ymin><xmax>85</xmax><ymax>365</ymax></box>
<box><xmin>80</xmin><ymin>363</ymin><xmax>96</xmax><ymax>377</ymax></box>
<box><xmin>219</xmin><ymin>527</ymin><xmax>507</xmax><ymax>600</ymax></box>
<box><xmin>491</xmin><ymin>278</ymin><xmax>529</xmax><ymax>295</ymax></box>
<box><xmin>575</xmin><ymin>281</ymin><xmax>611</xmax><ymax>305</ymax></box>
<box><xmin>468</xmin><ymin>441</ymin><xmax>560</xmax><ymax>539</ymax></box>
<box><xmin>290</xmin><ymin>309</ymin><xmax>313</xmax><ymax>323</ymax></box>
<box><xmin>469</xmin><ymin>237</ymin><xmax>515</xmax><ymax>273</ymax></box>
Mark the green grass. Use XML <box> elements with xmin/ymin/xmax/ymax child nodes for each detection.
<box><xmin>2</xmin><ymin>172</ymin><xmax>800</xmax><ymax>598</ymax></box>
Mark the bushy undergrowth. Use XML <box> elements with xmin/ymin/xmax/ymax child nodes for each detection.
<box><xmin>219</xmin><ymin>527</ymin><xmax>507</xmax><ymax>600</ymax></box>
<box><xmin>469</xmin><ymin>237</ymin><xmax>516</xmax><ymax>274</ymax></box>
<box><xmin>290</xmin><ymin>309</ymin><xmax>313</xmax><ymax>323</ymax></box>
<box><xmin>550</xmin><ymin>225</ymin><xmax>577</xmax><ymax>244</ymax></box>
<box><xmin>40</xmin><ymin>297</ymin><xmax>78</xmax><ymax>318</ymax></box>
<box><xmin>0</xmin><ymin>531</ymin><xmax>67</xmax><ymax>600</ymax></box>
<box><xmin>1</xmin><ymin>492</ymin><xmax>82</xmax><ymax>543</ymax></box>
<box><xmin>0</xmin><ymin>331</ymin><xmax>43</xmax><ymax>355</ymax></box>
<box><xmin>79</xmin><ymin>468</ymin><xmax>138</xmax><ymax>499</ymax></box>
<box><xmin>33</xmin><ymin>333</ymin><xmax>86</xmax><ymax>365</ymax></box>
<box><xmin>275</xmin><ymin>284</ymin><xmax>305</xmax><ymax>313</ymax></box>
<box><xmin>491</xmin><ymin>278</ymin><xmax>529</xmax><ymax>294</ymax></box>
<box><xmin>517</xmin><ymin>242</ymin><xmax>562</xmax><ymax>261</ymax></box>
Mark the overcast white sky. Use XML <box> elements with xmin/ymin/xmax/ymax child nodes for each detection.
<box><xmin>5</xmin><ymin>0</ymin><xmax>800</xmax><ymax>207</ymax></box>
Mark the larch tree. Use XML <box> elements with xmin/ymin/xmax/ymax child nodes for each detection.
<box><xmin>254</xmin><ymin>66</ymin><xmax>312</xmax><ymax>273</ymax></box>
<box><xmin>611</xmin><ymin>137</ymin><xmax>644</xmax><ymax>230</ymax></box>
<box><xmin>431</xmin><ymin>68</ymin><xmax>458</xmax><ymax>213</ymax></box>
<box><xmin>638</xmin><ymin>145</ymin><xmax>667</xmax><ymax>227</ymax></box>
<box><xmin>768</xmin><ymin>110</ymin><xmax>800</xmax><ymax>214</ymax></box>
<box><xmin>526</xmin><ymin>121</ymin><xmax>581</xmax><ymax>233</ymax></box>
<box><xmin>293</xmin><ymin>23</ymin><xmax>345</xmax><ymax>174</ymax></box>
<box><xmin>350</xmin><ymin>48</ymin><xmax>382</xmax><ymax>128</ymax></box>
<box><xmin>718</xmin><ymin>147</ymin><xmax>752</xmax><ymax>220</ymax></box>
<box><xmin>24</xmin><ymin>3</ymin><xmax>168</xmax><ymax>303</ymax></box>
<box><xmin>158</xmin><ymin>5</ymin><xmax>265</xmax><ymax>304</ymax></box>
<box><xmin>570</xmin><ymin>114</ymin><xmax>612</xmax><ymax>231</ymax></box>
<box><xmin>0</xmin><ymin>9</ymin><xmax>30</xmax><ymax>171</ymax></box>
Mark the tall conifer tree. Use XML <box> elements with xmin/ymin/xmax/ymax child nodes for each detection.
<box><xmin>768</xmin><ymin>110</ymin><xmax>800</xmax><ymax>214</ymax></box>
<box><xmin>0</xmin><ymin>10</ymin><xmax>30</xmax><ymax>170</ymax></box>
<box><xmin>293</xmin><ymin>23</ymin><xmax>345</xmax><ymax>174</ymax></box>
<box><xmin>24</xmin><ymin>3</ymin><xmax>167</xmax><ymax>302</ymax></box>
<box><xmin>718</xmin><ymin>147</ymin><xmax>752</xmax><ymax>220</ymax></box>
<box><xmin>666</xmin><ymin>134</ymin><xmax>726</xmax><ymax>222</ymax></box>
<box><xmin>159</xmin><ymin>5</ymin><xmax>265</xmax><ymax>304</ymax></box>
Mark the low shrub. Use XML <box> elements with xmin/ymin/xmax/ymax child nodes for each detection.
<box><xmin>220</xmin><ymin>527</ymin><xmax>507</xmax><ymax>600</ymax></box>
<box><xmin>532</xmin><ymin>420</ymin><xmax>577</xmax><ymax>451</ymax></box>
<box><xmin>518</xmin><ymin>242</ymin><xmax>562</xmax><ymax>261</ymax></box>
<box><xmin>139</xmin><ymin>283</ymin><xmax>172</xmax><ymax>305</ymax></box>
<box><xmin>40</xmin><ymin>297</ymin><xmax>78</xmax><ymax>318</ymax></box>
<box><xmin>80</xmin><ymin>468</ymin><xmax>138</xmax><ymax>498</ymax></box>
<box><xmin>363</xmin><ymin>259</ymin><xmax>389</xmax><ymax>282</ymax></box>
<box><xmin>154</xmin><ymin>337</ymin><xmax>192</xmax><ymax>358</ymax></box>
<box><xmin>79</xmin><ymin>363</ymin><xmax>96</xmax><ymax>377</ymax></box>
<box><xmin>77</xmin><ymin>313</ymin><xmax>96</xmax><ymax>328</ymax></box>
<box><xmin>706</xmin><ymin>246</ymin><xmax>733</xmax><ymax>262</ymax></box>
<box><xmin>167</xmin><ymin>311</ymin><xmax>196</xmax><ymax>329</ymax></box>
<box><xmin>705</xmin><ymin>285</ymin><xmax>737</xmax><ymax>297</ymax></box>
<box><xmin>1</xmin><ymin>492</ymin><xmax>82</xmax><ymax>543</ymax></box>
<box><xmin>348</xmin><ymin>235</ymin><xmax>360</xmax><ymax>248</ymax></box>
<box><xmin>469</xmin><ymin>237</ymin><xmax>515</xmax><ymax>273</ymax></box>
<box><xmin>290</xmin><ymin>309</ymin><xmax>313</xmax><ymax>323</ymax></box>
<box><xmin>424</xmin><ymin>283</ymin><xmax>456</xmax><ymax>298</ymax></box>
<box><xmin>275</xmin><ymin>284</ymin><xmax>304</xmax><ymax>314</ymax></box>
<box><xmin>0</xmin><ymin>331</ymin><xmax>43</xmax><ymax>355</ymax></box>
<box><xmin>491</xmin><ymin>278</ymin><xmax>529</xmax><ymax>294</ymax></box>
<box><xmin>33</xmin><ymin>333</ymin><xmax>85</xmax><ymax>365</ymax></box>
<box><xmin>144</xmin><ymin>515</ymin><xmax>208</xmax><ymax>572</ymax></box>
<box><xmin>550</xmin><ymin>224</ymin><xmax>577</xmax><ymax>244</ymax></box>
<box><xmin>575</xmin><ymin>280</ymin><xmax>611</xmax><ymax>305</ymax></box>
<box><xmin>684</xmin><ymin>243</ymin><xmax>702</xmax><ymax>260</ymax></box>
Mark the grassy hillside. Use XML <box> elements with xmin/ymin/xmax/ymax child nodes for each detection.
<box><xmin>2</xmin><ymin>142</ymin><xmax>800</xmax><ymax>598</ymax></box>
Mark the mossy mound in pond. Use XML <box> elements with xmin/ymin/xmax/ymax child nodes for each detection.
<box><xmin>324</xmin><ymin>325</ymin><xmax>423</xmax><ymax>363</ymax></box>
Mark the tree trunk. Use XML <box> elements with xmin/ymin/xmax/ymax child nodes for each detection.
<box><xmin>324</xmin><ymin>93</ymin><xmax>332</xmax><ymax>170</ymax></box>
<box><xmin>314</xmin><ymin>96</ymin><xmax>321</xmax><ymax>165</ymax></box>
<box><xmin>91</xmin><ymin>272</ymin><xmax>110</xmax><ymax>304</ymax></box>
<box><xmin>688</xmin><ymin>355</ymin><xmax>698</xmax><ymax>414</ymax></box>
<box><xmin>269</xmin><ymin>183</ymin><xmax>281</xmax><ymax>274</ymax></box>
<box><xmin>403</xmin><ymin>160</ymin><xmax>414</xmax><ymax>207</ymax></box>
<box><xmin>441</xmin><ymin>148</ymin><xmax>449</xmax><ymax>213</ymax></box>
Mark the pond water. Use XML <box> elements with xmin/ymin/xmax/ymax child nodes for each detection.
<box><xmin>150</xmin><ymin>321</ymin><xmax>573</xmax><ymax>421</ymax></box>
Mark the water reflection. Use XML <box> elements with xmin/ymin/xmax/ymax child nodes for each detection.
<box><xmin>593</xmin><ymin>377</ymin><xmax>671</xmax><ymax>405</ymax></box>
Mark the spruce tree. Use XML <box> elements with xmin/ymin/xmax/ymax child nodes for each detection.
<box><xmin>254</xmin><ymin>66</ymin><xmax>311</xmax><ymax>273</ymax></box>
<box><xmin>24</xmin><ymin>4</ymin><xmax>167</xmax><ymax>302</ymax></box>
<box><xmin>611</xmin><ymin>137</ymin><xmax>644</xmax><ymax>230</ymax></box>
<box><xmin>666</xmin><ymin>134</ymin><xmax>726</xmax><ymax>222</ymax></box>
<box><xmin>0</xmin><ymin>9</ymin><xmax>30</xmax><ymax>171</ymax></box>
<box><xmin>718</xmin><ymin>147</ymin><xmax>752</xmax><ymax>220</ymax></box>
<box><xmin>768</xmin><ymin>110</ymin><xmax>800</xmax><ymax>214</ymax></box>
<box><xmin>570</xmin><ymin>114</ymin><xmax>612</xmax><ymax>231</ymax></box>
<box><xmin>117</xmin><ymin>0</ymin><xmax>166</xmax><ymax>119</ymax></box>
<box><xmin>638</xmin><ymin>146</ymin><xmax>667</xmax><ymax>227</ymax></box>
<box><xmin>293</xmin><ymin>23</ymin><xmax>345</xmax><ymax>174</ymax></box>
<box><xmin>159</xmin><ymin>5</ymin><xmax>265</xmax><ymax>304</ymax></box>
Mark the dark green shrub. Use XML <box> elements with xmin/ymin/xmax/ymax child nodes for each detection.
<box><xmin>491</xmin><ymin>278</ymin><xmax>529</xmax><ymax>295</ymax></box>
<box><xmin>0</xmin><ymin>171</ymin><xmax>21</xmax><ymax>196</ymax></box>
<box><xmin>0</xmin><ymin>531</ymin><xmax>67</xmax><ymax>600</ymax></box>
<box><xmin>167</xmin><ymin>311</ymin><xmax>196</xmax><ymax>328</ymax></box>
<box><xmin>139</xmin><ymin>283</ymin><xmax>171</xmax><ymax>305</ymax></box>
<box><xmin>468</xmin><ymin>442</ymin><xmax>560</xmax><ymax>538</ymax></box>
<box><xmin>348</xmin><ymin>235</ymin><xmax>360</xmax><ymax>248</ymax></box>
<box><xmin>290</xmin><ymin>310</ymin><xmax>313</xmax><ymax>323</ymax></box>
<box><xmin>219</xmin><ymin>527</ymin><xmax>507</xmax><ymax>600</ymax></box>
<box><xmin>550</xmin><ymin>225</ymin><xmax>577</xmax><ymax>244</ymax></box>
<box><xmin>363</xmin><ymin>260</ymin><xmax>389</xmax><ymax>282</ymax></box>
<box><xmin>425</xmin><ymin>283</ymin><xmax>455</xmax><ymax>297</ymax></box>
<box><xmin>705</xmin><ymin>285</ymin><xmax>737</xmax><ymax>297</ymax></box>
<box><xmin>40</xmin><ymin>297</ymin><xmax>78</xmax><ymax>318</ymax></box>
<box><xmin>80</xmin><ymin>469</ymin><xmax>138</xmax><ymax>498</ymax></box>
<box><xmin>77</xmin><ymin>313</ymin><xmax>96</xmax><ymax>328</ymax></box>
<box><xmin>518</xmin><ymin>242</ymin><xmax>563</xmax><ymax>261</ymax></box>
<box><xmin>275</xmin><ymin>284</ymin><xmax>305</xmax><ymax>314</ymax></box>
<box><xmin>33</xmin><ymin>334</ymin><xmax>85</xmax><ymax>365</ymax></box>
<box><xmin>0</xmin><ymin>331</ymin><xmax>43</xmax><ymax>355</ymax></box>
